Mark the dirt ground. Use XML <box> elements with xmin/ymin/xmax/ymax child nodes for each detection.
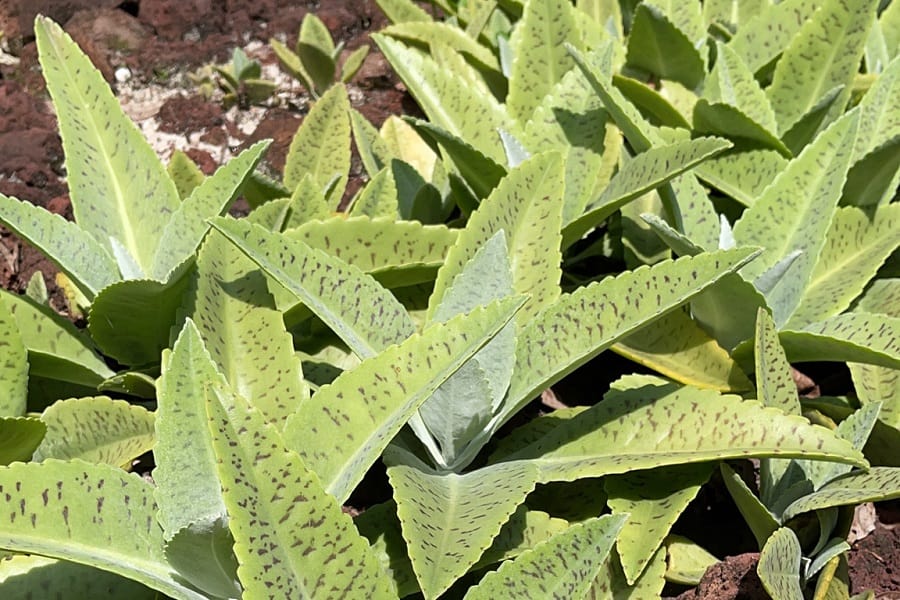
<box><xmin>0</xmin><ymin>1</ymin><xmax>897</xmax><ymax>598</ymax></box>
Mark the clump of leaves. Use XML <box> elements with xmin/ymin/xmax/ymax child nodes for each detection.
<box><xmin>191</xmin><ymin>47</ymin><xmax>277</xmax><ymax>109</ymax></box>
<box><xmin>271</xmin><ymin>13</ymin><xmax>369</xmax><ymax>98</ymax></box>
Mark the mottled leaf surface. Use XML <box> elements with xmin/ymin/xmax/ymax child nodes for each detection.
<box><xmin>0</xmin><ymin>295</ymin><xmax>27</xmax><ymax>417</ymax></box>
<box><xmin>465</xmin><ymin>515</ymin><xmax>626</xmax><ymax>600</ymax></box>
<box><xmin>694</xmin><ymin>149</ymin><xmax>788</xmax><ymax>207</ymax></box>
<box><xmin>508</xmin><ymin>382</ymin><xmax>865</xmax><ymax>483</ymax></box>
<box><xmin>34</xmin><ymin>397</ymin><xmax>154</xmax><ymax>468</ymax></box>
<box><xmin>381</xmin><ymin>21</ymin><xmax>499</xmax><ymax>73</ymax></box>
<box><xmin>758</xmin><ymin>527</ymin><xmax>804</xmax><ymax>600</ymax></box>
<box><xmin>703</xmin><ymin>42</ymin><xmax>778</xmax><ymax>135</ymax></box>
<box><xmin>588</xmin><ymin>546</ymin><xmax>666</xmax><ymax>599</ymax></box>
<box><xmin>0</xmin><ymin>193</ymin><xmax>119</xmax><ymax>298</ymax></box>
<box><xmin>350</xmin><ymin>167</ymin><xmax>400</xmax><ymax>218</ymax></box>
<box><xmin>284</xmin><ymin>83</ymin><xmax>352</xmax><ymax>200</ymax></box>
<box><xmin>192</xmin><ymin>231</ymin><xmax>308</xmax><ymax>427</ymax></box>
<box><xmin>207</xmin><ymin>387</ymin><xmax>394</xmax><ymax>600</ymax></box>
<box><xmin>0</xmin><ymin>553</ymin><xmax>158</xmax><ymax>599</ymax></box>
<box><xmin>35</xmin><ymin>17</ymin><xmax>179</xmax><ymax>275</ymax></box>
<box><xmin>781</xmin><ymin>467</ymin><xmax>900</xmax><ymax>521</ymax></box>
<box><xmin>606</xmin><ymin>464</ymin><xmax>710</xmax><ymax>584</ymax></box>
<box><xmin>726</xmin><ymin>0</ymin><xmax>819</xmax><ymax>73</ymax></box>
<box><xmin>151</xmin><ymin>141</ymin><xmax>268</xmax><ymax>280</ymax></box>
<box><xmin>733</xmin><ymin>111</ymin><xmax>859</xmax><ymax>326</ymax></box>
<box><xmin>388</xmin><ymin>459</ymin><xmax>539</xmax><ymax>599</ymax></box>
<box><xmin>503</xmin><ymin>248</ymin><xmax>758</xmax><ymax>421</ymax></box>
<box><xmin>853</xmin><ymin>55</ymin><xmax>900</xmax><ymax>164</ymax></box>
<box><xmin>788</xmin><ymin>204</ymin><xmax>900</xmax><ymax>329</ymax></box>
<box><xmin>0</xmin><ymin>460</ymin><xmax>206</xmax><ymax>600</ymax></box>
<box><xmin>283</xmin><ymin>297</ymin><xmax>523</xmax><ymax>502</ymax></box>
<box><xmin>798</xmin><ymin>402</ymin><xmax>881</xmax><ymax>491</ymax></box>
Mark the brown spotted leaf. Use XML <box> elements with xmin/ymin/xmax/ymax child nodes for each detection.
<box><xmin>757</xmin><ymin>527</ymin><xmax>804</xmax><ymax>600</ymax></box>
<box><xmin>0</xmin><ymin>293</ymin><xmax>28</xmax><ymax>417</ymax></box>
<box><xmin>781</xmin><ymin>467</ymin><xmax>900</xmax><ymax>521</ymax></box>
<box><xmin>206</xmin><ymin>386</ymin><xmax>395</xmax><ymax>599</ymax></box>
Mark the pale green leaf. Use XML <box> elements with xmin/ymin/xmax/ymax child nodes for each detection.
<box><xmin>429</xmin><ymin>152</ymin><xmax>564</xmax><ymax>325</ymax></box>
<box><xmin>755</xmin><ymin>308</ymin><xmax>800</xmax><ymax>416</ymax></box>
<box><xmin>508</xmin><ymin>382</ymin><xmax>866</xmax><ymax>483</ymax></box>
<box><xmin>151</xmin><ymin>141</ymin><xmax>268</xmax><ymax>280</ymax></box>
<box><xmin>758</xmin><ymin>527</ymin><xmax>805</xmax><ymax>600</ymax></box>
<box><xmin>694</xmin><ymin>149</ymin><xmax>788</xmax><ymax>207</ymax></box>
<box><xmin>35</xmin><ymin>16</ymin><xmax>179</xmax><ymax>275</ymax></box>
<box><xmin>0</xmin><ymin>417</ymin><xmax>45</xmax><ymax>465</ymax></box>
<box><xmin>606</xmin><ymin>464</ymin><xmax>710</xmax><ymax>584</ymax></box>
<box><xmin>163</xmin><ymin>521</ymin><xmax>240</xmax><ymax>600</ymax></box>
<box><xmin>284</xmin><ymin>173</ymin><xmax>331</xmax><ymax>228</ymax></box>
<box><xmin>153</xmin><ymin>319</ymin><xmax>228</xmax><ymax>538</ymax></box>
<box><xmin>502</xmin><ymin>247</ymin><xmax>758</xmax><ymax>421</ymax></box>
<box><xmin>374</xmin><ymin>35</ymin><xmax>513</xmax><ymax>163</ymax></box>
<box><xmin>282</xmin><ymin>297</ymin><xmax>523</xmax><ymax>503</ymax></box>
<box><xmin>781</xmin><ymin>467</ymin><xmax>900</xmax><ymax>521</ymax></box>
<box><xmin>0</xmin><ymin>554</ymin><xmax>157</xmax><ymax>599</ymax></box>
<box><xmin>465</xmin><ymin>514</ymin><xmax>626</xmax><ymax>600</ymax></box>
<box><xmin>211</xmin><ymin>217</ymin><xmax>416</xmax><ymax>359</ymax></box>
<box><xmin>704</xmin><ymin>42</ymin><xmax>778</xmax><ymax>135</ymax></box>
<box><xmin>388</xmin><ymin>460</ymin><xmax>538</xmax><ymax>599</ymax></box>
<box><xmin>626</xmin><ymin>3</ymin><xmax>705</xmax><ymax>90</ymax></box>
<box><xmin>508</xmin><ymin>0</ymin><xmax>579</xmax><ymax>122</ymax></box>
<box><xmin>191</xmin><ymin>230</ymin><xmax>308</xmax><ymax>427</ymax></box>
<box><xmin>726</xmin><ymin>0</ymin><xmax>820</xmax><ymax>73</ymax></box>
<box><xmin>0</xmin><ymin>193</ymin><xmax>119</xmax><ymax>298</ymax></box>
<box><xmin>246</xmin><ymin>198</ymin><xmax>290</xmax><ymax>231</ymax></box>
<box><xmin>854</xmin><ymin>55</ymin><xmax>900</xmax><ymax>162</ymax></box>
<box><xmin>350</xmin><ymin>167</ymin><xmax>400</xmax><ymax>218</ymax></box>
<box><xmin>167</xmin><ymin>150</ymin><xmax>205</xmax><ymax>200</ymax></box>
<box><xmin>376</xmin><ymin>0</ymin><xmax>433</xmax><ymax>24</ymax></box>
<box><xmin>588</xmin><ymin>546</ymin><xmax>666</xmax><ymax>599</ymax></box>
<box><xmin>206</xmin><ymin>386</ymin><xmax>394</xmax><ymax>600</ymax></box>
<box><xmin>350</xmin><ymin>108</ymin><xmax>392</xmax><ymax>177</ymax></box>
<box><xmin>693</xmin><ymin>101</ymin><xmax>791</xmax><ymax>156</ymax></box>
<box><xmin>720</xmin><ymin>462</ymin><xmax>779</xmax><ymax>548</ymax></box>
<box><xmin>850</xmin><ymin>362</ymin><xmax>900</xmax><ymax>430</ymax></box>
<box><xmin>284</xmin><ymin>83</ymin><xmax>352</xmax><ymax>201</ymax></box>
<box><xmin>788</xmin><ymin>204</ymin><xmax>900</xmax><ymax>329</ymax></box>
<box><xmin>285</xmin><ymin>216</ymin><xmax>457</xmax><ymax>286</ymax></box>
<box><xmin>0</xmin><ymin>460</ymin><xmax>207</xmax><ymax>600</ymax></box>
<box><xmin>1</xmin><ymin>289</ymin><xmax>113</xmax><ymax>387</ymax></box>
<box><xmin>563</xmin><ymin>137</ymin><xmax>732</xmax><ymax>247</ymax></box>
<box><xmin>33</xmin><ymin>397</ymin><xmax>154</xmax><ymax>468</ymax></box>
<box><xmin>0</xmin><ymin>295</ymin><xmax>27</xmax><ymax>417</ymax></box>
<box><xmin>733</xmin><ymin>111</ymin><xmax>860</xmax><ymax>326</ymax></box>
<box><xmin>476</xmin><ymin>507</ymin><xmax>574</xmax><ymax>570</ymax></box>
<box><xmin>670</xmin><ymin>173</ymin><xmax>722</xmax><ymax>251</ymax></box>
<box><xmin>613</xmin><ymin>306</ymin><xmax>752</xmax><ymax>392</ymax></box>
<box><xmin>663</xmin><ymin>535</ymin><xmax>719</xmax><ymax>586</ymax></box>
<box><xmin>381</xmin><ymin>21</ymin><xmax>500</xmax><ymax>73</ymax></box>
<box><xmin>766</xmin><ymin>0</ymin><xmax>877</xmax><ymax>133</ymax></box>
<box><xmin>380</xmin><ymin>116</ymin><xmax>437</xmax><ymax>181</ymax></box>
<box><xmin>614</xmin><ymin>75</ymin><xmax>692</xmax><ymax>129</ymax></box>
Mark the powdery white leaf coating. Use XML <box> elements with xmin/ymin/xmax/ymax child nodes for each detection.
<box><xmin>206</xmin><ymin>388</ymin><xmax>395</xmax><ymax>600</ymax></box>
<box><xmin>35</xmin><ymin>17</ymin><xmax>179</xmax><ymax>275</ymax></box>
<box><xmin>34</xmin><ymin>397</ymin><xmax>154</xmax><ymax>468</ymax></box>
<box><xmin>389</xmin><ymin>460</ymin><xmax>540</xmax><ymax>600</ymax></box>
<box><xmin>0</xmin><ymin>193</ymin><xmax>119</xmax><ymax>298</ymax></box>
<box><xmin>757</xmin><ymin>527</ymin><xmax>804</xmax><ymax>600</ymax></box>
<box><xmin>508</xmin><ymin>382</ymin><xmax>865</xmax><ymax>483</ymax></box>
<box><xmin>283</xmin><ymin>296</ymin><xmax>523</xmax><ymax>503</ymax></box>
<box><xmin>464</xmin><ymin>514</ymin><xmax>626</xmax><ymax>600</ymax></box>
<box><xmin>0</xmin><ymin>460</ymin><xmax>207</xmax><ymax>600</ymax></box>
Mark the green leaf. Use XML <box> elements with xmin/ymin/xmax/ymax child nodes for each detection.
<box><xmin>476</xmin><ymin>507</ymin><xmax>574</xmax><ymax>570</ymax></box>
<box><xmin>0</xmin><ymin>555</ymin><xmax>157</xmax><ymax>599</ymax></box>
<box><xmin>766</xmin><ymin>0</ymin><xmax>877</xmax><ymax>133</ymax></box>
<box><xmin>33</xmin><ymin>397</ymin><xmax>154</xmax><ymax>468</ymax></box>
<box><xmin>282</xmin><ymin>297</ymin><xmax>523</xmax><ymax>503</ymax></box>
<box><xmin>374</xmin><ymin>35</ymin><xmax>513</xmax><ymax>164</ymax></box>
<box><xmin>502</xmin><ymin>247</ymin><xmax>759</xmax><ymax>421</ymax></box>
<box><xmin>375</xmin><ymin>0</ymin><xmax>433</xmax><ymax>24</ymax></box>
<box><xmin>626</xmin><ymin>3</ymin><xmax>706</xmax><ymax>90</ymax></box>
<box><xmin>341</xmin><ymin>45</ymin><xmax>370</xmax><ymax>83</ymax></box>
<box><xmin>429</xmin><ymin>152</ymin><xmax>564</xmax><ymax>325</ymax></box>
<box><xmin>380</xmin><ymin>116</ymin><xmax>438</xmax><ymax>181</ymax></box>
<box><xmin>704</xmin><ymin>42</ymin><xmax>779</xmax><ymax>135</ymax></box>
<box><xmin>350</xmin><ymin>108</ymin><xmax>392</xmax><ymax>177</ymax></box>
<box><xmin>285</xmin><ymin>216</ymin><xmax>457</xmax><ymax>287</ymax></box>
<box><xmin>167</xmin><ymin>150</ymin><xmax>205</xmax><ymax>200</ymax></box>
<box><xmin>284</xmin><ymin>83</ymin><xmax>352</xmax><ymax>201</ymax></box>
<box><xmin>354</xmin><ymin>501</ymin><xmax>419</xmax><ymax>597</ymax></box>
<box><xmin>206</xmin><ymin>385</ymin><xmax>395</xmax><ymax>599</ymax></box>
<box><xmin>720</xmin><ymin>462</ymin><xmax>779</xmax><ymax>548</ymax></box>
<box><xmin>726</xmin><ymin>0</ymin><xmax>820</xmax><ymax>74</ymax></box>
<box><xmin>788</xmin><ymin>204</ymin><xmax>900</xmax><ymax>329</ymax></box>
<box><xmin>693</xmin><ymin>101</ymin><xmax>791</xmax><ymax>156</ymax></box>
<box><xmin>0</xmin><ymin>194</ymin><xmax>119</xmax><ymax>299</ymax></box>
<box><xmin>853</xmin><ymin>55</ymin><xmax>900</xmax><ymax>163</ymax></box>
<box><xmin>0</xmin><ymin>295</ymin><xmax>28</xmax><ymax>417</ymax></box>
<box><xmin>87</xmin><ymin>272</ymin><xmax>192</xmax><ymax>366</ymax></box>
<box><xmin>388</xmin><ymin>459</ymin><xmax>539</xmax><ymax>599</ymax></box>
<box><xmin>755</xmin><ymin>308</ymin><xmax>800</xmax><ymax>416</ymax></box>
<box><xmin>694</xmin><ymin>148</ymin><xmax>788</xmax><ymax>207</ymax></box>
<box><xmin>781</xmin><ymin>467</ymin><xmax>900</xmax><ymax>521</ymax></box>
<box><xmin>284</xmin><ymin>173</ymin><xmax>332</xmax><ymax>228</ymax></box>
<box><xmin>0</xmin><ymin>417</ymin><xmax>45</xmax><ymax>465</ymax></box>
<box><xmin>1</xmin><ymin>289</ymin><xmax>113</xmax><ymax>387</ymax></box>
<box><xmin>465</xmin><ymin>514</ymin><xmax>627</xmax><ymax>600</ymax></box>
<box><xmin>211</xmin><ymin>217</ymin><xmax>416</xmax><ymax>359</ymax></box>
<box><xmin>191</xmin><ymin>231</ymin><xmax>308</xmax><ymax>427</ymax></box>
<box><xmin>350</xmin><ymin>167</ymin><xmax>400</xmax><ymax>218</ymax></box>
<box><xmin>381</xmin><ymin>21</ymin><xmax>500</xmax><ymax>74</ymax></box>
<box><xmin>663</xmin><ymin>535</ymin><xmax>719</xmax><ymax>586</ymax></box>
<box><xmin>507</xmin><ymin>0</ymin><xmax>579</xmax><ymax>122</ymax></box>
<box><xmin>35</xmin><ymin>16</ymin><xmax>179</xmax><ymax>276</ymax></box>
<box><xmin>562</xmin><ymin>137</ymin><xmax>732</xmax><ymax>247</ymax></box>
<box><xmin>606</xmin><ymin>464</ymin><xmax>710</xmax><ymax>584</ymax></box>
<box><xmin>151</xmin><ymin>141</ymin><xmax>268</xmax><ymax>280</ymax></box>
<box><xmin>758</xmin><ymin>527</ymin><xmax>805</xmax><ymax>600</ymax></box>
<box><xmin>163</xmin><ymin>521</ymin><xmax>240</xmax><ymax>600</ymax></box>
<box><xmin>0</xmin><ymin>460</ymin><xmax>207</xmax><ymax>600</ymax></box>
<box><xmin>508</xmin><ymin>381</ymin><xmax>867</xmax><ymax>483</ymax></box>
<box><xmin>613</xmin><ymin>75</ymin><xmax>692</xmax><ymax>129</ymax></box>
<box><xmin>613</xmin><ymin>307</ymin><xmax>752</xmax><ymax>392</ymax></box>
<box><xmin>589</xmin><ymin>545</ymin><xmax>667</xmax><ymax>599</ymax></box>
<box><xmin>733</xmin><ymin>111</ymin><xmax>860</xmax><ymax>326</ymax></box>
<box><xmin>798</xmin><ymin>402</ymin><xmax>881</xmax><ymax>491</ymax></box>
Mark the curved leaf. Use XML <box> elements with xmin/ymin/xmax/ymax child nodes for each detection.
<box><xmin>726</xmin><ymin>0</ymin><xmax>820</xmax><ymax>74</ymax></box>
<box><xmin>758</xmin><ymin>527</ymin><xmax>804</xmax><ymax>600</ymax></box>
<box><xmin>694</xmin><ymin>148</ymin><xmax>788</xmax><ymax>207</ymax></box>
<box><xmin>626</xmin><ymin>3</ymin><xmax>705</xmax><ymax>90</ymax></box>
<box><xmin>0</xmin><ymin>555</ymin><xmax>157</xmax><ymax>599</ymax></box>
<box><xmin>381</xmin><ymin>21</ymin><xmax>500</xmax><ymax>73</ymax></box>
<box><xmin>0</xmin><ymin>417</ymin><xmax>45</xmax><ymax>465</ymax></box>
<box><xmin>781</xmin><ymin>467</ymin><xmax>900</xmax><ymax>521</ymax></box>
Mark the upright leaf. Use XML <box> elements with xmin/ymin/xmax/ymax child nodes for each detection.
<box><xmin>758</xmin><ymin>527</ymin><xmax>805</xmax><ymax>600</ymax></box>
<box><xmin>726</xmin><ymin>0</ymin><xmax>820</xmax><ymax>74</ymax></box>
<box><xmin>465</xmin><ymin>515</ymin><xmax>627</xmax><ymax>600</ymax></box>
<box><xmin>282</xmin><ymin>297</ymin><xmax>523</xmax><ymax>502</ymax></box>
<box><xmin>388</xmin><ymin>459</ymin><xmax>539</xmax><ymax>599</ymax></box>
<box><xmin>0</xmin><ymin>295</ymin><xmax>27</xmax><ymax>417</ymax></box>
<box><xmin>626</xmin><ymin>3</ymin><xmax>706</xmax><ymax>89</ymax></box>
<box><xmin>35</xmin><ymin>17</ymin><xmax>179</xmax><ymax>275</ymax></box>
<box><xmin>206</xmin><ymin>386</ymin><xmax>394</xmax><ymax>599</ymax></box>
